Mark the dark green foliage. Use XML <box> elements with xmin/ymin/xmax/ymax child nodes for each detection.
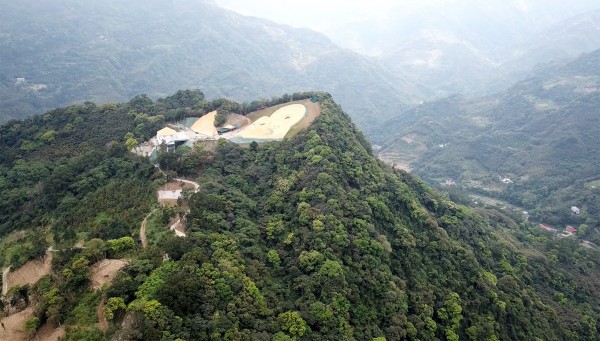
<box><xmin>214</xmin><ymin>108</ymin><xmax>229</xmax><ymax>127</ymax></box>
<box><xmin>4</xmin><ymin>90</ymin><xmax>600</xmax><ymax>340</ymax></box>
<box><xmin>121</xmin><ymin>93</ymin><xmax>600</xmax><ymax>340</ymax></box>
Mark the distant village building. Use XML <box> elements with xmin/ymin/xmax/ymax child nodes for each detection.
<box><xmin>15</xmin><ymin>77</ymin><xmax>25</xmax><ymax>85</ymax></box>
<box><xmin>444</xmin><ymin>179</ymin><xmax>456</xmax><ymax>186</ymax></box>
<box><xmin>566</xmin><ymin>226</ymin><xmax>577</xmax><ymax>233</ymax></box>
<box><xmin>498</xmin><ymin>175</ymin><xmax>513</xmax><ymax>184</ymax></box>
<box><xmin>539</xmin><ymin>224</ymin><xmax>556</xmax><ymax>232</ymax></box>
<box><xmin>217</xmin><ymin>124</ymin><xmax>238</xmax><ymax>134</ymax></box>
<box><xmin>158</xmin><ymin>189</ymin><xmax>182</xmax><ymax>200</ymax></box>
<box><xmin>571</xmin><ymin>206</ymin><xmax>581</xmax><ymax>215</ymax></box>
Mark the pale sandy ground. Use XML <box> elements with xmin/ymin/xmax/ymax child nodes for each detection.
<box><xmin>90</xmin><ymin>259</ymin><xmax>128</xmax><ymax>290</ymax></box>
<box><xmin>157</xmin><ymin>181</ymin><xmax>197</xmax><ymax>206</ymax></box>
<box><xmin>0</xmin><ymin>306</ymin><xmax>65</xmax><ymax>341</ymax></box>
<box><xmin>0</xmin><ymin>306</ymin><xmax>35</xmax><ymax>341</ymax></box>
<box><xmin>238</xmin><ymin>104</ymin><xmax>306</xmax><ymax>140</ymax></box>
<box><xmin>158</xmin><ymin>189</ymin><xmax>182</xmax><ymax>200</ymax></box>
<box><xmin>3</xmin><ymin>252</ymin><xmax>53</xmax><ymax>295</ymax></box>
<box><xmin>191</xmin><ymin>110</ymin><xmax>218</xmax><ymax>136</ymax></box>
<box><xmin>2</xmin><ymin>267</ymin><xmax>9</xmax><ymax>296</ymax></box>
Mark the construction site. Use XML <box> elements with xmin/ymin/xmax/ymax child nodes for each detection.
<box><xmin>134</xmin><ymin>99</ymin><xmax>321</xmax><ymax>159</ymax></box>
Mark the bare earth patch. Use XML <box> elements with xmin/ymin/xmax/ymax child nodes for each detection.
<box><xmin>0</xmin><ymin>306</ymin><xmax>35</xmax><ymax>341</ymax></box>
<box><xmin>36</xmin><ymin>322</ymin><xmax>65</xmax><ymax>341</ymax></box>
<box><xmin>158</xmin><ymin>181</ymin><xmax>197</xmax><ymax>206</ymax></box>
<box><xmin>401</xmin><ymin>134</ymin><xmax>416</xmax><ymax>144</ymax></box>
<box><xmin>225</xmin><ymin>113</ymin><xmax>251</xmax><ymax>128</ymax></box>
<box><xmin>190</xmin><ymin>110</ymin><xmax>218</xmax><ymax>136</ymax></box>
<box><xmin>168</xmin><ymin>217</ymin><xmax>187</xmax><ymax>237</ymax></box>
<box><xmin>0</xmin><ymin>307</ymin><xmax>63</xmax><ymax>341</ymax></box>
<box><xmin>4</xmin><ymin>252</ymin><xmax>53</xmax><ymax>294</ymax></box>
<box><xmin>238</xmin><ymin>104</ymin><xmax>306</xmax><ymax>140</ymax></box>
<box><xmin>90</xmin><ymin>259</ymin><xmax>128</xmax><ymax>290</ymax></box>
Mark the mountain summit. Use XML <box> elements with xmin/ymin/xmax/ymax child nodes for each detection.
<box><xmin>2</xmin><ymin>92</ymin><xmax>600</xmax><ymax>340</ymax></box>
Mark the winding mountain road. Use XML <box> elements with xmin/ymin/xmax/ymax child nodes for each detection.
<box><xmin>174</xmin><ymin>178</ymin><xmax>200</xmax><ymax>191</ymax></box>
<box><xmin>140</xmin><ymin>209</ymin><xmax>157</xmax><ymax>249</ymax></box>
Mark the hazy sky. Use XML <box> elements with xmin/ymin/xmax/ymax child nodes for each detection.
<box><xmin>214</xmin><ymin>1</ymin><xmax>600</xmax><ymax>33</ymax></box>
<box><xmin>214</xmin><ymin>0</ymin><xmax>600</xmax><ymax>55</ymax></box>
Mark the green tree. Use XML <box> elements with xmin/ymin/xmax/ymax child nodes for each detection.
<box><xmin>24</xmin><ymin>316</ymin><xmax>40</xmax><ymax>336</ymax></box>
<box><xmin>278</xmin><ymin>311</ymin><xmax>308</xmax><ymax>337</ymax></box>
<box><xmin>267</xmin><ymin>249</ymin><xmax>281</xmax><ymax>266</ymax></box>
<box><xmin>104</xmin><ymin>297</ymin><xmax>126</xmax><ymax>321</ymax></box>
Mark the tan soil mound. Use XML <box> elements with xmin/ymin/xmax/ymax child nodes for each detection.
<box><xmin>4</xmin><ymin>252</ymin><xmax>52</xmax><ymax>294</ymax></box>
<box><xmin>190</xmin><ymin>111</ymin><xmax>218</xmax><ymax>136</ymax></box>
<box><xmin>90</xmin><ymin>259</ymin><xmax>128</xmax><ymax>290</ymax></box>
<box><xmin>0</xmin><ymin>306</ymin><xmax>35</xmax><ymax>341</ymax></box>
<box><xmin>239</xmin><ymin>104</ymin><xmax>306</xmax><ymax>140</ymax></box>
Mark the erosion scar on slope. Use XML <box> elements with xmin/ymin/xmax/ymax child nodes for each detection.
<box><xmin>2</xmin><ymin>266</ymin><xmax>10</xmax><ymax>296</ymax></box>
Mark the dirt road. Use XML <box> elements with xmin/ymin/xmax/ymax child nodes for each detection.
<box><xmin>2</xmin><ymin>266</ymin><xmax>11</xmax><ymax>296</ymax></box>
<box><xmin>140</xmin><ymin>209</ymin><xmax>157</xmax><ymax>249</ymax></box>
<box><xmin>174</xmin><ymin>178</ymin><xmax>200</xmax><ymax>191</ymax></box>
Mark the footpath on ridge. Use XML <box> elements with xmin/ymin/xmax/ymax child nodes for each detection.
<box><xmin>140</xmin><ymin>168</ymin><xmax>200</xmax><ymax>249</ymax></box>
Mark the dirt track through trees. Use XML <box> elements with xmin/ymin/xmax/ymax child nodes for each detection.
<box><xmin>2</xmin><ymin>266</ymin><xmax>10</xmax><ymax>296</ymax></box>
<box><xmin>140</xmin><ymin>209</ymin><xmax>157</xmax><ymax>249</ymax></box>
<box><xmin>97</xmin><ymin>298</ymin><xmax>108</xmax><ymax>332</ymax></box>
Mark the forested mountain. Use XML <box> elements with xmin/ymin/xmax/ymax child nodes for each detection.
<box><xmin>2</xmin><ymin>92</ymin><xmax>600</xmax><ymax>340</ymax></box>
<box><xmin>378</xmin><ymin>48</ymin><xmax>600</xmax><ymax>236</ymax></box>
<box><xmin>0</xmin><ymin>0</ymin><xmax>423</xmax><ymax>133</ymax></box>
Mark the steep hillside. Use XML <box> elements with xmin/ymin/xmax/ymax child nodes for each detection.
<box><xmin>379</xmin><ymin>49</ymin><xmax>600</xmax><ymax>235</ymax></box>
<box><xmin>0</xmin><ymin>0</ymin><xmax>422</xmax><ymax>133</ymax></box>
<box><xmin>2</xmin><ymin>91</ymin><xmax>600</xmax><ymax>340</ymax></box>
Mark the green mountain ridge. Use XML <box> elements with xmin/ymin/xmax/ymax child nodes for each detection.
<box><xmin>1</xmin><ymin>92</ymin><xmax>600</xmax><ymax>340</ymax></box>
<box><xmin>378</xmin><ymin>48</ymin><xmax>600</xmax><ymax>235</ymax></box>
<box><xmin>0</xmin><ymin>0</ymin><xmax>424</xmax><ymax>134</ymax></box>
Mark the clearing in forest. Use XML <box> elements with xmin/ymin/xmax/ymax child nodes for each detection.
<box><xmin>0</xmin><ymin>306</ymin><xmax>65</xmax><ymax>341</ymax></box>
<box><xmin>3</xmin><ymin>252</ymin><xmax>52</xmax><ymax>295</ymax></box>
<box><xmin>157</xmin><ymin>181</ymin><xmax>197</xmax><ymax>206</ymax></box>
<box><xmin>90</xmin><ymin>259</ymin><xmax>128</xmax><ymax>290</ymax></box>
<box><xmin>238</xmin><ymin>103</ymin><xmax>306</xmax><ymax>140</ymax></box>
<box><xmin>0</xmin><ymin>306</ymin><xmax>35</xmax><ymax>341</ymax></box>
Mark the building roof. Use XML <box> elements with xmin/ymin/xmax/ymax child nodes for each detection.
<box><xmin>539</xmin><ymin>224</ymin><xmax>556</xmax><ymax>231</ymax></box>
<box><xmin>184</xmin><ymin>117</ymin><xmax>200</xmax><ymax>128</ymax></box>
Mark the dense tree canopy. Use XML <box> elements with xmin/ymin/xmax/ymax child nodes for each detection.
<box><xmin>1</xmin><ymin>91</ymin><xmax>600</xmax><ymax>340</ymax></box>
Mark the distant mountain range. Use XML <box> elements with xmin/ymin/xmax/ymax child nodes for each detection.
<box><xmin>327</xmin><ymin>1</ymin><xmax>600</xmax><ymax>98</ymax></box>
<box><xmin>3</xmin><ymin>0</ymin><xmax>600</xmax><ymax>136</ymax></box>
<box><xmin>378</xmin><ymin>48</ymin><xmax>600</xmax><ymax>229</ymax></box>
<box><xmin>0</xmin><ymin>0</ymin><xmax>425</xmax><ymax>133</ymax></box>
